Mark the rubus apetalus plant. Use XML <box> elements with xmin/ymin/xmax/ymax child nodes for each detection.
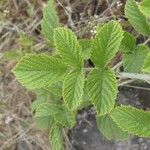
<box><xmin>12</xmin><ymin>0</ymin><xmax>150</xmax><ymax>149</ymax></box>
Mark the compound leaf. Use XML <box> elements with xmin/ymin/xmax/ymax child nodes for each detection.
<box><xmin>54</xmin><ymin>107</ymin><xmax>76</xmax><ymax>128</ymax></box>
<box><xmin>63</xmin><ymin>69</ymin><xmax>84</xmax><ymax>110</ymax></box>
<box><xmin>97</xmin><ymin>114</ymin><xmax>129</xmax><ymax>140</ymax></box>
<box><xmin>91</xmin><ymin>21</ymin><xmax>123</xmax><ymax>68</ymax></box>
<box><xmin>87</xmin><ymin>68</ymin><xmax>118</xmax><ymax>115</ymax></box>
<box><xmin>142</xmin><ymin>53</ymin><xmax>150</xmax><ymax>73</ymax></box>
<box><xmin>125</xmin><ymin>0</ymin><xmax>150</xmax><ymax>35</ymax></box>
<box><xmin>123</xmin><ymin>45</ymin><xmax>149</xmax><ymax>73</ymax></box>
<box><xmin>49</xmin><ymin>122</ymin><xmax>64</xmax><ymax>150</ymax></box>
<box><xmin>41</xmin><ymin>0</ymin><xmax>59</xmax><ymax>46</ymax></box>
<box><xmin>54</xmin><ymin>28</ymin><xmax>83</xmax><ymax>68</ymax></box>
<box><xmin>120</xmin><ymin>31</ymin><xmax>136</xmax><ymax>53</ymax></box>
<box><xmin>13</xmin><ymin>54</ymin><xmax>67</xmax><ymax>89</ymax></box>
<box><xmin>138</xmin><ymin>0</ymin><xmax>150</xmax><ymax>17</ymax></box>
<box><xmin>111</xmin><ymin>105</ymin><xmax>150</xmax><ymax>137</ymax></box>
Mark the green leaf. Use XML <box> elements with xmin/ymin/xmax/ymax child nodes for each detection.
<box><xmin>139</xmin><ymin>0</ymin><xmax>150</xmax><ymax>17</ymax></box>
<box><xmin>63</xmin><ymin>69</ymin><xmax>84</xmax><ymax>110</ymax></box>
<box><xmin>79</xmin><ymin>39</ymin><xmax>92</xmax><ymax>59</ymax></box>
<box><xmin>41</xmin><ymin>0</ymin><xmax>59</xmax><ymax>46</ymax></box>
<box><xmin>31</xmin><ymin>99</ymin><xmax>46</xmax><ymax>112</ymax></box>
<box><xmin>54</xmin><ymin>28</ymin><xmax>83</xmax><ymax>68</ymax></box>
<box><xmin>54</xmin><ymin>106</ymin><xmax>76</xmax><ymax>128</ymax></box>
<box><xmin>97</xmin><ymin>114</ymin><xmax>129</xmax><ymax>140</ymax></box>
<box><xmin>91</xmin><ymin>21</ymin><xmax>123</xmax><ymax>68</ymax></box>
<box><xmin>123</xmin><ymin>45</ymin><xmax>149</xmax><ymax>73</ymax></box>
<box><xmin>125</xmin><ymin>0</ymin><xmax>150</xmax><ymax>35</ymax></box>
<box><xmin>35</xmin><ymin>116</ymin><xmax>53</xmax><ymax>130</ymax></box>
<box><xmin>19</xmin><ymin>32</ymin><xmax>34</xmax><ymax>47</ymax></box>
<box><xmin>110</xmin><ymin>105</ymin><xmax>150</xmax><ymax>137</ymax></box>
<box><xmin>120</xmin><ymin>31</ymin><xmax>136</xmax><ymax>53</ymax></box>
<box><xmin>34</xmin><ymin>88</ymin><xmax>51</xmax><ymax>102</ymax></box>
<box><xmin>13</xmin><ymin>54</ymin><xmax>67</xmax><ymax>89</ymax></box>
<box><xmin>49</xmin><ymin>122</ymin><xmax>64</xmax><ymax>150</ymax></box>
<box><xmin>142</xmin><ymin>53</ymin><xmax>150</xmax><ymax>73</ymax></box>
<box><xmin>31</xmin><ymin>89</ymin><xmax>51</xmax><ymax>112</ymax></box>
<box><xmin>45</xmin><ymin>82</ymin><xmax>62</xmax><ymax>97</ymax></box>
<box><xmin>3</xmin><ymin>50</ymin><xmax>23</xmax><ymax>61</ymax></box>
<box><xmin>87</xmin><ymin>68</ymin><xmax>118</xmax><ymax>115</ymax></box>
<box><xmin>35</xmin><ymin>103</ymin><xmax>60</xmax><ymax>117</ymax></box>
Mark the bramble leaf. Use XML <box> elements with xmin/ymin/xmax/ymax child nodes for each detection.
<box><xmin>125</xmin><ymin>0</ymin><xmax>150</xmax><ymax>35</ymax></box>
<box><xmin>45</xmin><ymin>82</ymin><xmax>62</xmax><ymax>97</ymax></box>
<box><xmin>49</xmin><ymin>122</ymin><xmax>64</xmax><ymax>150</ymax></box>
<box><xmin>35</xmin><ymin>103</ymin><xmax>60</xmax><ymax>117</ymax></box>
<box><xmin>91</xmin><ymin>21</ymin><xmax>123</xmax><ymax>68</ymax></box>
<box><xmin>54</xmin><ymin>28</ymin><xmax>83</xmax><ymax>68</ymax></box>
<box><xmin>138</xmin><ymin>0</ymin><xmax>150</xmax><ymax>17</ymax></box>
<box><xmin>79</xmin><ymin>39</ymin><xmax>92</xmax><ymax>59</ymax></box>
<box><xmin>13</xmin><ymin>54</ymin><xmax>67</xmax><ymax>89</ymax></box>
<box><xmin>142</xmin><ymin>53</ymin><xmax>150</xmax><ymax>73</ymax></box>
<box><xmin>63</xmin><ymin>69</ymin><xmax>84</xmax><ymax>110</ymax></box>
<box><xmin>123</xmin><ymin>45</ymin><xmax>149</xmax><ymax>73</ymax></box>
<box><xmin>41</xmin><ymin>0</ymin><xmax>59</xmax><ymax>46</ymax></box>
<box><xmin>31</xmin><ymin>89</ymin><xmax>51</xmax><ymax>112</ymax></box>
<box><xmin>35</xmin><ymin>116</ymin><xmax>53</xmax><ymax>130</ymax></box>
<box><xmin>111</xmin><ymin>105</ymin><xmax>150</xmax><ymax>137</ymax></box>
<box><xmin>120</xmin><ymin>31</ymin><xmax>136</xmax><ymax>53</ymax></box>
<box><xmin>97</xmin><ymin>114</ymin><xmax>129</xmax><ymax>140</ymax></box>
<box><xmin>87</xmin><ymin>68</ymin><xmax>118</xmax><ymax>115</ymax></box>
<box><xmin>54</xmin><ymin>107</ymin><xmax>76</xmax><ymax>128</ymax></box>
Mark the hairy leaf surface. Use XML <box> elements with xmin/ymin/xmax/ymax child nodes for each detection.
<box><xmin>54</xmin><ymin>28</ymin><xmax>83</xmax><ymax>68</ymax></box>
<box><xmin>13</xmin><ymin>54</ymin><xmax>67</xmax><ymax>89</ymax></box>
<box><xmin>50</xmin><ymin>122</ymin><xmax>64</xmax><ymax>150</ymax></box>
<box><xmin>125</xmin><ymin>0</ymin><xmax>150</xmax><ymax>35</ymax></box>
<box><xmin>123</xmin><ymin>45</ymin><xmax>149</xmax><ymax>73</ymax></box>
<box><xmin>41</xmin><ymin>0</ymin><xmax>59</xmax><ymax>46</ymax></box>
<box><xmin>97</xmin><ymin>114</ymin><xmax>129</xmax><ymax>140</ymax></box>
<box><xmin>87</xmin><ymin>68</ymin><xmax>118</xmax><ymax>115</ymax></box>
<box><xmin>91</xmin><ymin>21</ymin><xmax>123</xmax><ymax>68</ymax></box>
<box><xmin>63</xmin><ymin>69</ymin><xmax>84</xmax><ymax>110</ymax></box>
<box><xmin>111</xmin><ymin>105</ymin><xmax>150</xmax><ymax>137</ymax></box>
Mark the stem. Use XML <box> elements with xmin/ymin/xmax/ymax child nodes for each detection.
<box><xmin>118</xmin><ymin>72</ymin><xmax>150</xmax><ymax>81</ymax></box>
<box><xmin>84</xmin><ymin>68</ymin><xmax>150</xmax><ymax>83</ymax></box>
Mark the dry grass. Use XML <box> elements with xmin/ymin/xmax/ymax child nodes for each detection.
<box><xmin>0</xmin><ymin>0</ymin><xmax>125</xmax><ymax>149</ymax></box>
